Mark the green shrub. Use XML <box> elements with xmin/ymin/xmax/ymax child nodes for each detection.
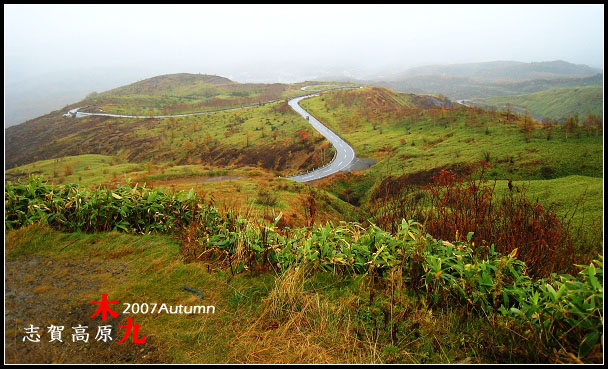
<box><xmin>540</xmin><ymin>166</ymin><xmax>556</xmax><ymax>179</ymax></box>
<box><xmin>5</xmin><ymin>177</ymin><xmax>602</xmax><ymax>358</ymax></box>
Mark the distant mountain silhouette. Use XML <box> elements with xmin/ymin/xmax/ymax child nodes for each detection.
<box><xmin>389</xmin><ymin>60</ymin><xmax>602</xmax><ymax>82</ymax></box>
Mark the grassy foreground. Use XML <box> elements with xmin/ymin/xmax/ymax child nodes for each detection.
<box><xmin>4</xmin><ymin>179</ymin><xmax>603</xmax><ymax>363</ymax></box>
<box><xmin>5</xmin><ymin>224</ymin><xmax>602</xmax><ymax>364</ymax></box>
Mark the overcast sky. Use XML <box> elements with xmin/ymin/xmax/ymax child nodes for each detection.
<box><xmin>5</xmin><ymin>4</ymin><xmax>604</xmax><ymax>81</ymax></box>
<box><xmin>3</xmin><ymin>4</ymin><xmax>604</xmax><ymax>126</ymax></box>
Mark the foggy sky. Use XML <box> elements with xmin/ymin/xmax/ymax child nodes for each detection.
<box><xmin>4</xmin><ymin>4</ymin><xmax>604</xmax><ymax>126</ymax></box>
<box><xmin>5</xmin><ymin>4</ymin><xmax>604</xmax><ymax>80</ymax></box>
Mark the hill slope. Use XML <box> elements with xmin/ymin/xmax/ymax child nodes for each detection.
<box><xmin>477</xmin><ymin>86</ymin><xmax>603</xmax><ymax>121</ymax></box>
<box><xmin>100</xmin><ymin>73</ymin><xmax>235</xmax><ymax>96</ymax></box>
<box><xmin>377</xmin><ymin>73</ymin><xmax>603</xmax><ymax>100</ymax></box>
<box><xmin>4</xmin><ymin>74</ymin><xmax>326</xmax><ymax>171</ymax></box>
<box><xmin>352</xmin><ymin>61</ymin><xmax>603</xmax><ymax>100</ymax></box>
<box><xmin>84</xmin><ymin>73</ymin><xmax>308</xmax><ymax>116</ymax></box>
<box><xmin>392</xmin><ymin>60</ymin><xmax>602</xmax><ymax>82</ymax></box>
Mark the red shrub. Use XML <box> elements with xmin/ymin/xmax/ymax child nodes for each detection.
<box><xmin>371</xmin><ymin>164</ymin><xmax>577</xmax><ymax>277</ymax></box>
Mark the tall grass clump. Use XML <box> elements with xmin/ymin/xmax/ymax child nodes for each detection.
<box><xmin>5</xmin><ymin>176</ymin><xmax>201</xmax><ymax>233</ymax></box>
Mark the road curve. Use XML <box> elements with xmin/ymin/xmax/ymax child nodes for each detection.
<box><xmin>70</xmin><ymin>85</ymin><xmax>360</xmax><ymax>183</ymax></box>
<box><xmin>287</xmin><ymin>94</ymin><xmax>357</xmax><ymax>182</ymax></box>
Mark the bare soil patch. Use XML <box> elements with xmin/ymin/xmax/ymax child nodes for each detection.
<box><xmin>5</xmin><ymin>255</ymin><xmax>167</xmax><ymax>363</ymax></box>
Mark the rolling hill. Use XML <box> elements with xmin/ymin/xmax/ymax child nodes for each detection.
<box><xmin>377</xmin><ymin>73</ymin><xmax>603</xmax><ymax>100</ymax></box>
<box><xmin>476</xmin><ymin>85</ymin><xmax>603</xmax><ymax>122</ymax></box>
<box><xmin>338</xmin><ymin>61</ymin><xmax>603</xmax><ymax>100</ymax></box>
<box><xmin>390</xmin><ymin>60</ymin><xmax>602</xmax><ymax>82</ymax></box>
<box><xmin>4</xmin><ymin>74</ymin><xmax>334</xmax><ymax>172</ymax></box>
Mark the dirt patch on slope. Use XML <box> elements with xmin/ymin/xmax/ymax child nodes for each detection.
<box><xmin>5</xmin><ymin>256</ymin><xmax>167</xmax><ymax>363</ymax></box>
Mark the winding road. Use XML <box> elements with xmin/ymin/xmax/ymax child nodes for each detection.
<box><xmin>70</xmin><ymin>85</ymin><xmax>360</xmax><ymax>182</ymax></box>
<box><xmin>286</xmin><ymin>93</ymin><xmax>357</xmax><ymax>182</ymax></box>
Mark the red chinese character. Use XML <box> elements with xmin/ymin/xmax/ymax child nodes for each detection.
<box><xmin>117</xmin><ymin>318</ymin><xmax>146</xmax><ymax>344</ymax></box>
<box><xmin>90</xmin><ymin>294</ymin><xmax>120</xmax><ymax>321</ymax></box>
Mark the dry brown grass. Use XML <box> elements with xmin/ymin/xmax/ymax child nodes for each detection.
<box><xmin>226</xmin><ymin>264</ymin><xmax>381</xmax><ymax>363</ymax></box>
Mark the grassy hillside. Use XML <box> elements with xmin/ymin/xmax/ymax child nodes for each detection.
<box><xmin>300</xmin><ymin>88</ymin><xmax>602</xmax><ymax>179</ymax></box>
<box><xmin>477</xmin><ymin>86</ymin><xmax>603</xmax><ymax>122</ymax></box>
<box><xmin>4</xmin><ymin>74</ymin><xmax>603</xmax><ymax>364</ymax></box>
<box><xmin>372</xmin><ymin>73</ymin><xmax>603</xmax><ymax>100</ymax></box>
<box><xmin>5</xmin><ymin>159</ymin><xmax>365</xmax><ymax>228</ymax></box>
<box><xmin>84</xmin><ymin>73</ymin><xmax>310</xmax><ymax>116</ymax></box>
<box><xmin>5</xmin><ymin>154</ymin><xmax>143</xmax><ymax>186</ymax></box>
<box><xmin>299</xmin><ymin>87</ymin><xmax>603</xmax><ymax>250</ymax></box>
<box><xmin>392</xmin><ymin>60</ymin><xmax>601</xmax><ymax>82</ymax></box>
<box><xmin>5</xmin><ymin>99</ymin><xmax>333</xmax><ymax>174</ymax></box>
<box><xmin>5</xmin><ymin>75</ymin><xmax>365</xmax><ymax>175</ymax></box>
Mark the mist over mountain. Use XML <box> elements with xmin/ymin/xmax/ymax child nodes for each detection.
<box><xmin>6</xmin><ymin>4</ymin><xmax>603</xmax><ymax>128</ymax></box>
<box><xmin>4</xmin><ymin>67</ymin><xmax>163</xmax><ymax>127</ymax></box>
<box><xmin>389</xmin><ymin>60</ymin><xmax>602</xmax><ymax>82</ymax></box>
<box><xmin>321</xmin><ymin>60</ymin><xmax>603</xmax><ymax>100</ymax></box>
<box><xmin>5</xmin><ymin>60</ymin><xmax>603</xmax><ymax>128</ymax></box>
<box><xmin>4</xmin><ymin>62</ymin><xmax>383</xmax><ymax>128</ymax></box>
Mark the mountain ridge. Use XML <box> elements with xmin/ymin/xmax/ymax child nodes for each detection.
<box><xmin>389</xmin><ymin>60</ymin><xmax>602</xmax><ymax>82</ymax></box>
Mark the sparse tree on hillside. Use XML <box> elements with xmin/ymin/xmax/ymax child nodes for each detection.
<box><xmin>542</xmin><ymin>118</ymin><xmax>554</xmax><ymax>140</ymax></box>
<box><xmin>371</xmin><ymin>120</ymin><xmax>378</xmax><ymax>130</ymax></box>
<box><xmin>594</xmin><ymin>116</ymin><xmax>603</xmax><ymax>136</ymax></box>
<box><xmin>430</xmin><ymin>109</ymin><xmax>439</xmax><ymax>127</ymax></box>
<box><xmin>204</xmin><ymin>132</ymin><xmax>213</xmax><ymax>146</ymax></box>
<box><xmin>520</xmin><ymin>110</ymin><xmax>535</xmax><ymax>142</ymax></box>
<box><xmin>183</xmin><ymin>140</ymin><xmax>194</xmax><ymax>153</ymax></box>
<box><xmin>564</xmin><ymin>116</ymin><xmax>578</xmax><ymax>141</ymax></box>
<box><xmin>296</xmin><ymin>129</ymin><xmax>310</xmax><ymax>144</ymax></box>
<box><xmin>585</xmin><ymin>114</ymin><xmax>602</xmax><ymax>137</ymax></box>
<box><xmin>505</xmin><ymin>103</ymin><xmax>513</xmax><ymax>123</ymax></box>
<box><xmin>63</xmin><ymin>163</ymin><xmax>74</xmax><ymax>177</ymax></box>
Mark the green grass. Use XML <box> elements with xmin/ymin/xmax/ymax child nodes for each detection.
<box><xmin>301</xmin><ymin>89</ymin><xmax>602</xmax><ymax>181</ymax></box>
<box><xmin>6</xmin><ymin>74</ymin><xmax>336</xmax><ymax>172</ymax></box>
<box><xmin>5</xmin><ymin>154</ymin><xmax>144</xmax><ymax>186</ymax></box>
<box><xmin>5</xmin><ymin>219</ymin><xmax>602</xmax><ymax>363</ymax></box>
<box><xmin>86</xmin><ymin>73</ymin><xmax>311</xmax><ymax>116</ymax></box>
<box><xmin>5</xmin><ymin>224</ymin><xmax>271</xmax><ymax>363</ymax></box>
<box><xmin>299</xmin><ymin>88</ymin><xmax>602</xmax><ymax>243</ymax></box>
<box><xmin>300</xmin><ymin>88</ymin><xmax>602</xmax><ymax>195</ymax></box>
<box><xmin>493</xmin><ymin>175</ymin><xmax>603</xmax><ymax>238</ymax></box>
<box><xmin>477</xmin><ymin>86</ymin><xmax>603</xmax><ymax>122</ymax></box>
<box><xmin>7</xmin><ymin>99</ymin><xmax>332</xmax><ymax>175</ymax></box>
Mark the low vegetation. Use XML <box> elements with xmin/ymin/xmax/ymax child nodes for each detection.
<box><xmin>85</xmin><ymin>73</ymin><xmax>308</xmax><ymax>116</ymax></box>
<box><xmin>299</xmin><ymin>88</ymin><xmax>602</xmax><ymax>253</ymax></box>
<box><xmin>477</xmin><ymin>86</ymin><xmax>603</xmax><ymax>122</ymax></box>
<box><xmin>5</xmin><ymin>178</ymin><xmax>603</xmax><ymax>363</ymax></box>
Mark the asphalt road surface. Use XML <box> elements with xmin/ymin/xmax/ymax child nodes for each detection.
<box><xmin>287</xmin><ymin>94</ymin><xmax>356</xmax><ymax>182</ymax></box>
